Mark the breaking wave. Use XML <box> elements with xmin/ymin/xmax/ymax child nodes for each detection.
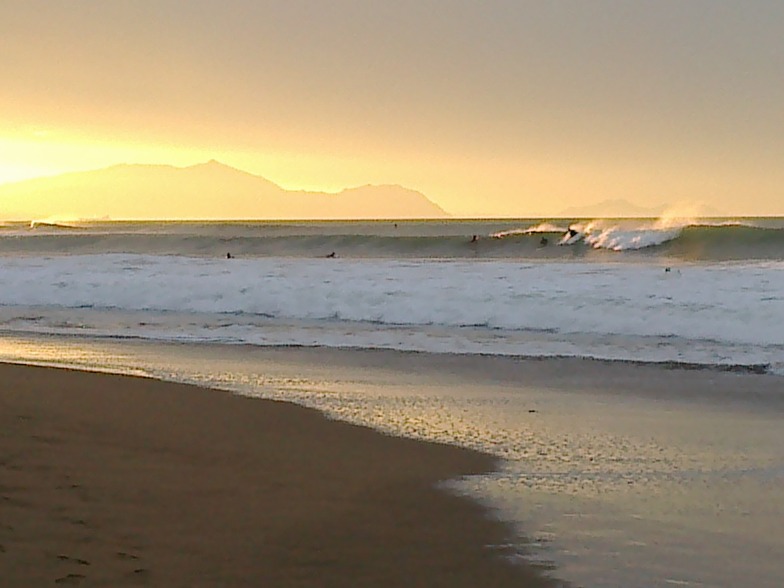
<box><xmin>0</xmin><ymin>218</ymin><xmax>782</xmax><ymax>261</ymax></box>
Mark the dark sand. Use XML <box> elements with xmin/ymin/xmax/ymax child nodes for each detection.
<box><xmin>0</xmin><ymin>363</ymin><xmax>554</xmax><ymax>587</ymax></box>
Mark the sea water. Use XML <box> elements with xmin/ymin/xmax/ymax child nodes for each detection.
<box><xmin>1</xmin><ymin>218</ymin><xmax>783</xmax><ymax>373</ymax></box>
<box><xmin>1</xmin><ymin>218</ymin><xmax>783</xmax><ymax>586</ymax></box>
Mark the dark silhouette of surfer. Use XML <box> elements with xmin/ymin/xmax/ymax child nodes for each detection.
<box><xmin>470</xmin><ymin>235</ymin><xmax>479</xmax><ymax>243</ymax></box>
<box><xmin>326</xmin><ymin>252</ymin><xmax>336</xmax><ymax>258</ymax></box>
<box><xmin>226</xmin><ymin>252</ymin><xmax>233</xmax><ymax>259</ymax></box>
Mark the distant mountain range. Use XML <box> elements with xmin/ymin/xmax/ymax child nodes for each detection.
<box><xmin>558</xmin><ymin>198</ymin><xmax>725</xmax><ymax>218</ymax></box>
<box><xmin>0</xmin><ymin>161</ymin><xmax>449</xmax><ymax>220</ymax></box>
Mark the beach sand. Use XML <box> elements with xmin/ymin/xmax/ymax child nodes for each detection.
<box><xmin>0</xmin><ymin>362</ymin><xmax>554</xmax><ymax>587</ymax></box>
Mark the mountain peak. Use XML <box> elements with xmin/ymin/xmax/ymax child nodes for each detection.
<box><xmin>192</xmin><ymin>159</ymin><xmax>228</xmax><ymax>169</ymax></box>
<box><xmin>187</xmin><ymin>159</ymin><xmax>246</xmax><ymax>173</ymax></box>
<box><xmin>0</xmin><ymin>162</ymin><xmax>450</xmax><ymax>220</ymax></box>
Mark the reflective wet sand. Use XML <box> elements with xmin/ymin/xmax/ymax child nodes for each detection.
<box><xmin>1</xmin><ymin>336</ymin><xmax>782</xmax><ymax>587</ymax></box>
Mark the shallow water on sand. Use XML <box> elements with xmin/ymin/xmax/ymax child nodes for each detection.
<box><xmin>1</xmin><ymin>335</ymin><xmax>782</xmax><ymax>588</ymax></box>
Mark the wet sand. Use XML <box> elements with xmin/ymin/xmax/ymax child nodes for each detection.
<box><xmin>0</xmin><ymin>363</ymin><xmax>554</xmax><ymax>587</ymax></box>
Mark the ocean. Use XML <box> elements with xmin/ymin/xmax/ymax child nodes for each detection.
<box><xmin>1</xmin><ymin>217</ymin><xmax>783</xmax><ymax>373</ymax></box>
<box><xmin>1</xmin><ymin>217</ymin><xmax>783</xmax><ymax>587</ymax></box>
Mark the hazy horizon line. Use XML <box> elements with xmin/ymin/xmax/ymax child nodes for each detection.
<box><xmin>2</xmin><ymin>159</ymin><xmax>781</xmax><ymax>219</ymax></box>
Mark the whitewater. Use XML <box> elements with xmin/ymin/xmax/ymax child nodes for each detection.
<box><xmin>3</xmin><ymin>216</ymin><xmax>784</xmax><ymax>260</ymax></box>
<box><xmin>1</xmin><ymin>217</ymin><xmax>783</xmax><ymax>588</ymax></box>
<box><xmin>0</xmin><ymin>218</ymin><xmax>782</xmax><ymax>373</ymax></box>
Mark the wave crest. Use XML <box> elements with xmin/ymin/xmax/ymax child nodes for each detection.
<box><xmin>584</xmin><ymin>222</ymin><xmax>684</xmax><ymax>251</ymax></box>
<box><xmin>490</xmin><ymin>222</ymin><xmax>566</xmax><ymax>238</ymax></box>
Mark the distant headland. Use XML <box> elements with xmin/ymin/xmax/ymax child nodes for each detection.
<box><xmin>0</xmin><ymin>160</ymin><xmax>450</xmax><ymax>221</ymax></box>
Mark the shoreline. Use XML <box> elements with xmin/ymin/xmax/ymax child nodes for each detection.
<box><xmin>0</xmin><ymin>362</ymin><xmax>556</xmax><ymax>587</ymax></box>
<box><xmin>2</xmin><ymin>331</ymin><xmax>782</xmax><ymax>387</ymax></box>
<box><xmin>2</xmin><ymin>336</ymin><xmax>783</xmax><ymax>587</ymax></box>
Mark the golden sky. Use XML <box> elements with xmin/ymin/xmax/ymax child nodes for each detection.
<box><xmin>2</xmin><ymin>1</ymin><xmax>783</xmax><ymax>217</ymax></box>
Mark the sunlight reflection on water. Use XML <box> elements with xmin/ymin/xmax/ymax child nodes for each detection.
<box><xmin>1</xmin><ymin>335</ymin><xmax>782</xmax><ymax>588</ymax></box>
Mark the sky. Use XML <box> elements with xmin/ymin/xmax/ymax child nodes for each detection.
<box><xmin>1</xmin><ymin>1</ymin><xmax>783</xmax><ymax>217</ymax></box>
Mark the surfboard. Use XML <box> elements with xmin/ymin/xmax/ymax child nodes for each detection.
<box><xmin>558</xmin><ymin>231</ymin><xmax>584</xmax><ymax>246</ymax></box>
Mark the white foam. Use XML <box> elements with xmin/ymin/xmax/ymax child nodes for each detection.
<box><xmin>491</xmin><ymin>222</ymin><xmax>566</xmax><ymax>238</ymax></box>
<box><xmin>0</xmin><ymin>254</ymin><xmax>782</xmax><ymax>369</ymax></box>
<box><xmin>584</xmin><ymin>225</ymin><xmax>682</xmax><ymax>250</ymax></box>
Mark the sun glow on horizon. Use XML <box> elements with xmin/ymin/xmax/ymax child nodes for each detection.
<box><xmin>3</xmin><ymin>123</ymin><xmax>784</xmax><ymax>218</ymax></box>
<box><xmin>0</xmin><ymin>131</ymin><xmax>216</xmax><ymax>186</ymax></box>
<box><xmin>2</xmin><ymin>2</ymin><xmax>783</xmax><ymax>217</ymax></box>
<box><xmin>0</xmin><ymin>129</ymin><xmax>464</xmax><ymax>212</ymax></box>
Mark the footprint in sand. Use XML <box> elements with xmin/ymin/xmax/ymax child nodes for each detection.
<box><xmin>126</xmin><ymin>568</ymin><xmax>151</xmax><ymax>583</ymax></box>
<box><xmin>54</xmin><ymin>573</ymin><xmax>86</xmax><ymax>585</ymax></box>
<box><xmin>57</xmin><ymin>554</ymin><xmax>90</xmax><ymax>566</ymax></box>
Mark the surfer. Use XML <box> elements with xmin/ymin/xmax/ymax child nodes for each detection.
<box><xmin>540</xmin><ymin>237</ymin><xmax>549</xmax><ymax>246</ymax></box>
<box><xmin>470</xmin><ymin>235</ymin><xmax>479</xmax><ymax>243</ymax></box>
<box><xmin>326</xmin><ymin>251</ymin><xmax>336</xmax><ymax>258</ymax></box>
<box><xmin>226</xmin><ymin>252</ymin><xmax>233</xmax><ymax>259</ymax></box>
<box><xmin>559</xmin><ymin>225</ymin><xmax>583</xmax><ymax>246</ymax></box>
